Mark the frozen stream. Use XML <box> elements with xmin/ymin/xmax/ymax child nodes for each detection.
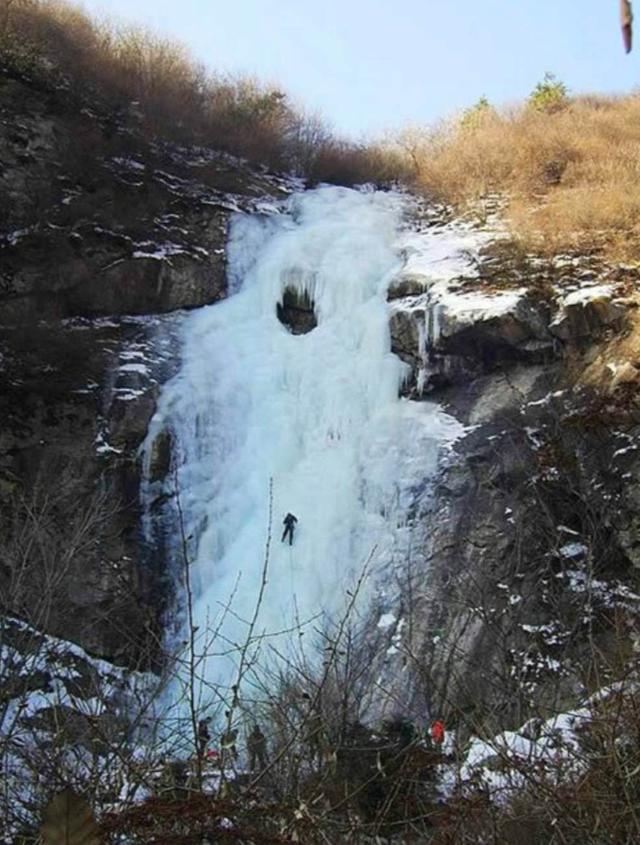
<box><xmin>146</xmin><ymin>186</ymin><xmax>464</xmax><ymax>693</ymax></box>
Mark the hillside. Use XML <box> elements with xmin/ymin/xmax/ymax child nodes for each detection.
<box><xmin>396</xmin><ymin>84</ymin><xmax>640</xmax><ymax>267</ymax></box>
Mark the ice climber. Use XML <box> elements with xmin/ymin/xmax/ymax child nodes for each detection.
<box><xmin>281</xmin><ymin>512</ymin><xmax>298</xmax><ymax>545</ymax></box>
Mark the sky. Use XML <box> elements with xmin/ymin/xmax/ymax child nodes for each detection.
<box><xmin>80</xmin><ymin>0</ymin><xmax>638</xmax><ymax>138</ymax></box>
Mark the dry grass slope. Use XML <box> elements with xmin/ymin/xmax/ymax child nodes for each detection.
<box><xmin>396</xmin><ymin>93</ymin><xmax>640</xmax><ymax>264</ymax></box>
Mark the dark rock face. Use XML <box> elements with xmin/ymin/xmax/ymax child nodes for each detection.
<box><xmin>0</xmin><ymin>318</ymin><xmax>179</xmax><ymax>667</ymax></box>
<box><xmin>276</xmin><ymin>285</ymin><xmax>317</xmax><ymax>334</ymax></box>
<box><xmin>0</xmin><ymin>71</ymin><xmax>287</xmax><ymax>323</ymax></box>
<box><xmin>0</xmin><ymin>66</ymin><xmax>291</xmax><ymax>667</ymax></box>
<box><xmin>419</xmin><ymin>376</ymin><xmax>639</xmax><ymax>734</ymax></box>
<box><xmin>385</xmin><ymin>274</ymin><xmax>640</xmax><ymax>735</ymax></box>
<box><xmin>148</xmin><ymin>429</ymin><xmax>173</xmax><ymax>484</ymax></box>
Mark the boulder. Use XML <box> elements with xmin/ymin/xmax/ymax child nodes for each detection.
<box><xmin>387</xmin><ymin>273</ymin><xmax>429</xmax><ymax>300</ymax></box>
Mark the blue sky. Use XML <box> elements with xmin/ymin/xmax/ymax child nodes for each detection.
<box><xmin>81</xmin><ymin>0</ymin><xmax>637</xmax><ymax>137</ymax></box>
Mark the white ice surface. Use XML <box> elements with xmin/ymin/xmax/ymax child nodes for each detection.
<box><xmin>147</xmin><ymin>186</ymin><xmax>466</xmax><ymax>690</ymax></box>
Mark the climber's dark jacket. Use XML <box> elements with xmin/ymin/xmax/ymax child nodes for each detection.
<box><xmin>282</xmin><ymin>513</ymin><xmax>298</xmax><ymax>545</ymax></box>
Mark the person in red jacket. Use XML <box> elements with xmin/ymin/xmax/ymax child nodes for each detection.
<box><xmin>430</xmin><ymin>719</ymin><xmax>445</xmax><ymax>746</ymax></box>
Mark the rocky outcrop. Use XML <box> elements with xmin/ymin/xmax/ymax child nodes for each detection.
<box><xmin>389</xmin><ymin>268</ymin><xmax>630</xmax><ymax>396</ymax></box>
<box><xmin>389</xmin><ymin>280</ymin><xmax>555</xmax><ymax>394</ymax></box>
<box><xmin>550</xmin><ymin>285</ymin><xmax>628</xmax><ymax>342</ymax></box>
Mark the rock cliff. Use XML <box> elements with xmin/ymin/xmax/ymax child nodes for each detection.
<box><xmin>0</xmin><ymin>62</ymin><xmax>294</xmax><ymax>670</ymax></box>
<box><xmin>385</xmin><ymin>228</ymin><xmax>640</xmax><ymax>735</ymax></box>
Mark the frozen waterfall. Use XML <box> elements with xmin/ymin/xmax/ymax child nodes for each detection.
<box><xmin>146</xmin><ymin>185</ymin><xmax>463</xmax><ymax>693</ymax></box>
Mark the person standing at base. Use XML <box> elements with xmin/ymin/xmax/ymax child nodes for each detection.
<box><xmin>430</xmin><ymin>719</ymin><xmax>445</xmax><ymax>746</ymax></box>
<box><xmin>247</xmin><ymin>724</ymin><xmax>268</xmax><ymax>771</ymax></box>
<box><xmin>281</xmin><ymin>512</ymin><xmax>298</xmax><ymax>545</ymax></box>
<box><xmin>197</xmin><ymin>718</ymin><xmax>211</xmax><ymax>757</ymax></box>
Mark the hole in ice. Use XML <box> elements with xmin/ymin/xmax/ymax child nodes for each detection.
<box><xmin>276</xmin><ymin>285</ymin><xmax>317</xmax><ymax>335</ymax></box>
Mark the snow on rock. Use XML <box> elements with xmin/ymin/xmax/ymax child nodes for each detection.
<box><xmin>388</xmin><ymin>219</ymin><xmax>554</xmax><ymax>393</ymax></box>
<box><xmin>378</xmin><ymin>612</ymin><xmax>397</xmax><ymax>629</ymax></box>
<box><xmin>1</xmin><ymin>227</ymin><xmax>34</xmax><ymax>247</ymax></box>
<box><xmin>132</xmin><ymin>242</ymin><xmax>190</xmax><ymax>261</ymax></box>
<box><xmin>457</xmin><ymin>706</ymin><xmax>589</xmax><ymax>799</ymax></box>
<box><xmin>395</xmin><ymin>221</ymin><xmax>522</xmax><ymax>332</ymax></box>
<box><xmin>0</xmin><ymin>617</ymin><xmax>152</xmax><ymax>730</ymax></box>
<box><xmin>558</xmin><ymin>542</ymin><xmax>588</xmax><ymax>560</ymax></box>
<box><xmin>390</xmin><ymin>222</ymin><xmax>509</xmax><ymax>346</ymax></box>
<box><xmin>0</xmin><ymin>617</ymin><xmax>174</xmax><ymax>841</ymax></box>
<box><xmin>453</xmin><ymin>681</ymin><xmax>640</xmax><ymax>803</ymax></box>
<box><xmin>112</xmin><ymin>156</ymin><xmax>146</xmax><ymax>172</ymax></box>
<box><xmin>436</xmin><ymin>288</ymin><xmax>527</xmax><ymax>334</ymax></box>
<box><xmin>562</xmin><ymin>284</ymin><xmax>616</xmax><ymax>306</ymax></box>
<box><xmin>556</xmin><ymin>569</ymin><xmax>640</xmax><ymax>609</ymax></box>
<box><xmin>550</xmin><ymin>283</ymin><xmax>626</xmax><ymax>341</ymax></box>
<box><xmin>119</xmin><ymin>363</ymin><xmax>150</xmax><ymax>375</ymax></box>
<box><xmin>95</xmin><ymin>430</ymin><xmax>123</xmax><ymax>455</ymax></box>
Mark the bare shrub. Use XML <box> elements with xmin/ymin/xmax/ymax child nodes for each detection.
<box><xmin>0</xmin><ymin>0</ymin><xmax>405</xmax><ymax>184</ymax></box>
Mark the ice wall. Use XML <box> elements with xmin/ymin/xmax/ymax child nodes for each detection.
<box><xmin>147</xmin><ymin>186</ymin><xmax>462</xmax><ymax>691</ymax></box>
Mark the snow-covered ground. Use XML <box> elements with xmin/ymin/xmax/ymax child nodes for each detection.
<box><xmin>145</xmin><ymin>186</ymin><xmax>483</xmax><ymax>694</ymax></box>
<box><xmin>443</xmin><ymin>681</ymin><xmax>640</xmax><ymax>803</ymax></box>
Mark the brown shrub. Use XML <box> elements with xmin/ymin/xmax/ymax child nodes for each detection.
<box><xmin>308</xmin><ymin>140</ymin><xmax>409</xmax><ymax>187</ymax></box>
<box><xmin>393</xmin><ymin>94</ymin><xmax>640</xmax><ymax>263</ymax></box>
<box><xmin>0</xmin><ymin>0</ymin><xmax>396</xmax><ymax>182</ymax></box>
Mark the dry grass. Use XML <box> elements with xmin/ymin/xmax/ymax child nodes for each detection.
<box><xmin>0</xmin><ymin>0</ymin><xmax>400</xmax><ymax>184</ymax></box>
<box><xmin>395</xmin><ymin>94</ymin><xmax>640</xmax><ymax>264</ymax></box>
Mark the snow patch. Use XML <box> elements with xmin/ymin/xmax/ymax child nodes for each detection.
<box><xmin>132</xmin><ymin>242</ymin><xmax>189</xmax><ymax>260</ymax></box>
<box><xmin>377</xmin><ymin>613</ymin><xmax>397</xmax><ymax>630</ymax></box>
